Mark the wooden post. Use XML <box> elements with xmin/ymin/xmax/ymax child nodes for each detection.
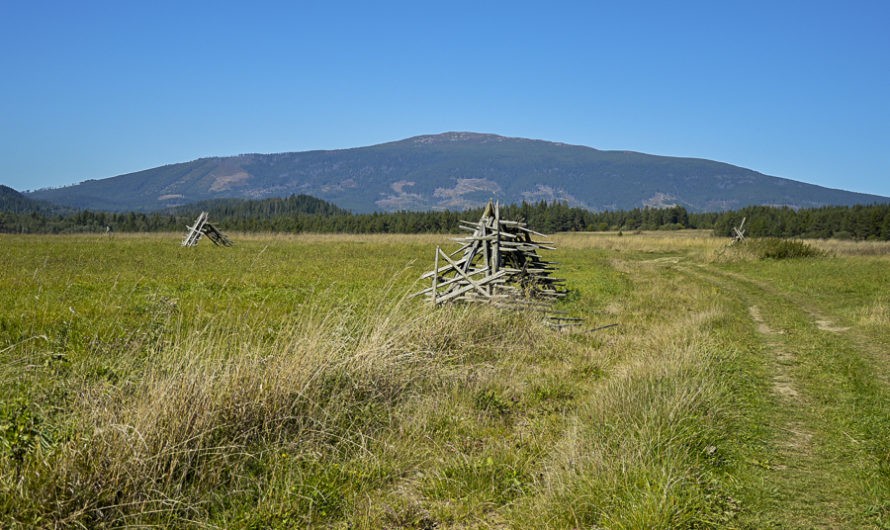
<box><xmin>432</xmin><ymin>247</ymin><xmax>440</xmax><ymax>305</ymax></box>
<box><xmin>181</xmin><ymin>212</ymin><xmax>208</xmax><ymax>247</ymax></box>
<box><xmin>493</xmin><ymin>201</ymin><xmax>500</xmax><ymax>274</ymax></box>
<box><xmin>732</xmin><ymin>216</ymin><xmax>747</xmax><ymax>243</ymax></box>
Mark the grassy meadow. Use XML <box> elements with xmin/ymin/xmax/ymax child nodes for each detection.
<box><xmin>1</xmin><ymin>231</ymin><xmax>888</xmax><ymax>528</ymax></box>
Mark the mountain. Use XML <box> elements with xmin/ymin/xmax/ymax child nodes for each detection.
<box><xmin>25</xmin><ymin>132</ymin><xmax>889</xmax><ymax>213</ymax></box>
<box><xmin>0</xmin><ymin>184</ymin><xmax>68</xmax><ymax>213</ymax></box>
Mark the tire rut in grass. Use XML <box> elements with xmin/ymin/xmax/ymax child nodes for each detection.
<box><xmin>694</xmin><ymin>264</ymin><xmax>888</xmax><ymax>386</ymax></box>
<box><xmin>674</xmin><ymin>264</ymin><xmax>807</xmax><ymax>408</ymax></box>
<box><xmin>671</xmin><ymin>263</ymin><xmax>843</xmax><ymax>523</ymax></box>
<box><xmin>747</xmin><ymin>305</ymin><xmax>801</xmax><ymax>402</ymax></box>
<box><xmin>698</xmin><ymin>267</ymin><xmax>852</xmax><ymax>335</ymax></box>
<box><xmin>674</xmin><ymin>261</ymin><xmax>890</xmax><ymax>527</ymax></box>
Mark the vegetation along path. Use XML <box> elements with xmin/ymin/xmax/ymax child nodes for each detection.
<box><xmin>669</xmin><ymin>248</ymin><xmax>889</xmax><ymax>528</ymax></box>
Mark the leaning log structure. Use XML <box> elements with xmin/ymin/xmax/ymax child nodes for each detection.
<box><xmin>731</xmin><ymin>216</ymin><xmax>747</xmax><ymax>243</ymax></box>
<box><xmin>181</xmin><ymin>211</ymin><xmax>233</xmax><ymax>247</ymax></box>
<box><xmin>416</xmin><ymin>201</ymin><xmax>565</xmax><ymax>309</ymax></box>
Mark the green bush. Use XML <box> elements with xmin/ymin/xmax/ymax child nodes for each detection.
<box><xmin>741</xmin><ymin>238</ymin><xmax>825</xmax><ymax>259</ymax></box>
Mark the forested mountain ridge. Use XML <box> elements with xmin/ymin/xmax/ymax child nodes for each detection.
<box><xmin>24</xmin><ymin>132</ymin><xmax>889</xmax><ymax>213</ymax></box>
<box><xmin>0</xmin><ymin>185</ymin><xmax>36</xmax><ymax>212</ymax></box>
<box><xmin>3</xmin><ymin>191</ymin><xmax>889</xmax><ymax>241</ymax></box>
<box><xmin>0</xmin><ymin>185</ymin><xmax>69</xmax><ymax>214</ymax></box>
<box><xmin>167</xmin><ymin>194</ymin><xmax>348</xmax><ymax>218</ymax></box>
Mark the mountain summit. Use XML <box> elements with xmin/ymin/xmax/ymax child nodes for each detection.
<box><xmin>26</xmin><ymin>132</ymin><xmax>888</xmax><ymax>212</ymax></box>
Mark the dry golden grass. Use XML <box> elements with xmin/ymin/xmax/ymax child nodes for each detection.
<box><xmin>809</xmin><ymin>238</ymin><xmax>890</xmax><ymax>256</ymax></box>
<box><xmin>555</xmin><ymin>230</ymin><xmax>723</xmax><ymax>257</ymax></box>
<box><xmin>857</xmin><ymin>299</ymin><xmax>890</xmax><ymax>327</ymax></box>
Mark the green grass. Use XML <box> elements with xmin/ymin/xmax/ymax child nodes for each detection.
<box><xmin>1</xmin><ymin>232</ymin><xmax>888</xmax><ymax>528</ymax></box>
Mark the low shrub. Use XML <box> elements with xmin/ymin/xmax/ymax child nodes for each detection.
<box><xmin>719</xmin><ymin>238</ymin><xmax>826</xmax><ymax>261</ymax></box>
<box><xmin>748</xmin><ymin>238</ymin><xmax>825</xmax><ymax>259</ymax></box>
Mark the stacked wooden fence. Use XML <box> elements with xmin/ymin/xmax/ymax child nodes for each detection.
<box><xmin>415</xmin><ymin>201</ymin><xmax>565</xmax><ymax>309</ymax></box>
<box><xmin>732</xmin><ymin>216</ymin><xmax>747</xmax><ymax>243</ymax></box>
<box><xmin>181</xmin><ymin>212</ymin><xmax>233</xmax><ymax>247</ymax></box>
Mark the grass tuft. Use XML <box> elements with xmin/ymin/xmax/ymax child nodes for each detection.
<box><xmin>718</xmin><ymin>237</ymin><xmax>827</xmax><ymax>261</ymax></box>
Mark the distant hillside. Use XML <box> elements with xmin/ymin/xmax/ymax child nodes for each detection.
<box><xmin>0</xmin><ymin>185</ymin><xmax>67</xmax><ymax>214</ymax></box>
<box><xmin>166</xmin><ymin>194</ymin><xmax>348</xmax><ymax>218</ymax></box>
<box><xmin>26</xmin><ymin>132</ymin><xmax>890</xmax><ymax>213</ymax></box>
<box><xmin>4</xmin><ymin>189</ymin><xmax>889</xmax><ymax>241</ymax></box>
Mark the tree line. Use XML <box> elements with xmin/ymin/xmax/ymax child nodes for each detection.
<box><xmin>1</xmin><ymin>195</ymin><xmax>889</xmax><ymax>240</ymax></box>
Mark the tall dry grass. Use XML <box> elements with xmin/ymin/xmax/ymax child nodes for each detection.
<box><xmin>518</xmin><ymin>310</ymin><xmax>734</xmax><ymax>527</ymax></box>
<box><xmin>808</xmin><ymin>238</ymin><xmax>890</xmax><ymax>256</ymax></box>
<box><xmin>494</xmin><ymin>250</ymin><xmax>747</xmax><ymax>528</ymax></box>
<box><xmin>555</xmin><ymin>231</ymin><xmax>724</xmax><ymax>259</ymax></box>
<box><xmin>2</xmin><ymin>285</ymin><xmax>556</xmax><ymax>527</ymax></box>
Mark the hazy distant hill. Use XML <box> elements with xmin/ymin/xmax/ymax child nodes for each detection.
<box><xmin>25</xmin><ymin>132</ymin><xmax>889</xmax><ymax>212</ymax></box>
<box><xmin>166</xmin><ymin>194</ymin><xmax>348</xmax><ymax>218</ymax></box>
<box><xmin>0</xmin><ymin>184</ymin><xmax>68</xmax><ymax>214</ymax></box>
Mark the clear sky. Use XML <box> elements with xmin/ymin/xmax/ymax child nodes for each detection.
<box><xmin>1</xmin><ymin>0</ymin><xmax>888</xmax><ymax>197</ymax></box>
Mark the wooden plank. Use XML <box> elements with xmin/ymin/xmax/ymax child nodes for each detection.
<box><xmin>460</xmin><ymin>238</ymin><xmax>482</xmax><ymax>274</ymax></box>
<box><xmin>516</xmin><ymin>226</ymin><xmax>549</xmax><ymax>238</ymax></box>
<box><xmin>420</xmin><ymin>255</ymin><xmax>470</xmax><ymax>279</ymax></box>
<box><xmin>182</xmin><ymin>211</ymin><xmax>211</xmax><ymax>246</ymax></box>
<box><xmin>201</xmin><ymin>223</ymin><xmax>232</xmax><ymax>246</ymax></box>
<box><xmin>588</xmin><ymin>323</ymin><xmax>619</xmax><ymax>332</ymax></box>
<box><xmin>434</xmin><ymin>270</ymin><xmax>507</xmax><ymax>304</ymax></box>
<box><xmin>450</xmin><ymin>234</ymin><xmax>499</xmax><ymax>242</ymax></box>
<box><xmin>481</xmin><ymin>218</ymin><xmax>490</xmax><ymax>277</ymax></box>
<box><xmin>438</xmin><ymin>251</ymin><xmax>491</xmax><ymax>298</ymax></box>
<box><xmin>412</xmin><ymin>266</ymin><xmax>491</xmax><ymax>297</ymax></box>
<box><xmin>492</xmin><ymin>201</ymin><xmax>500</xmax><ymax>275</ymax></box>
<box><xmin>431</xmin><ymin>246</ymin><xmax>439</xmax><ymax>304</ymax></box>
<box><xmin>448</xmin><ymin>243</ymin><xmax>472</xmax><ymax>258</ymax></box>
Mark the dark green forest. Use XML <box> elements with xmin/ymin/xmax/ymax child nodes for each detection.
<box><xmin>1</xmin><ymin>192</ymin><xmax>889</xmax><ymax>240</ymax></box>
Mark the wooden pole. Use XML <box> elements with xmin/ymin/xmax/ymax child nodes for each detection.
<box><xmin>432</xmin><ymin>247</ymin><xmax>440</xmax><ymax>304</ymax></box>
<box><xmin>493</xmin><ymin>201</ymin><xmax>500</xmax><ymax>274</ymax></box>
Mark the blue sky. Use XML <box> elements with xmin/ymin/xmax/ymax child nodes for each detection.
<box><xmin>2</xmin><ymin>0</ymin><xmax>888</xmax><ymax>197</ymax></box>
